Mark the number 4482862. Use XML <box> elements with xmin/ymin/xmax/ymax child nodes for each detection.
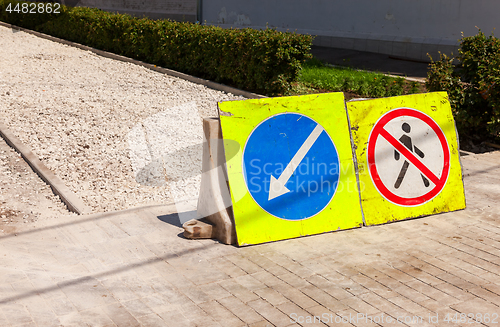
<box><xmin>5</xmin><ymin>2</ymin><xmax>61</xmax><ymax>14</ymax></box>
<box><xmin>444</xmin><ymin>312</ymin><xmax>498</xmax><ymax>324</ymax></box>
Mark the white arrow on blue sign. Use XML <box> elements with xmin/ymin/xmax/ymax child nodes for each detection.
<box><xmin>242</xmin><ymin>113</ymin><xmax>340</xmax><ymax>220</ymax></box>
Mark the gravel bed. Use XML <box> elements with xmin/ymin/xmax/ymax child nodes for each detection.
<box><xmin>0</xmin><ymin>25</ymin><xmax>244</xmax><ymax>213</ymax></box>
<box><xmin>0</xmin><ymin>136</ymin><xmax>72</xmax><ymax>234</ymax></box>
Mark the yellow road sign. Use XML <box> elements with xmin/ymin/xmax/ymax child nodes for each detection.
<box><xmin>219</xmin><ymin>93</ymin><xmax>363</xmax><ymax>245</ymax></box>
<box><xmin>347</xmin><ymin>92</ymin><xmax>465</xmax><ymax>225</ymax></box>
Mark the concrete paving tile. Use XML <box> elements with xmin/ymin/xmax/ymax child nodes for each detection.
<box><xmin>322</xmin><ymin>273</ymin><xmax>368</xmax><ymax>296</ymax></box>
<box><xmin>358</xmin><ymin>292</ymin><xmax>402</xmax><ymax>313</ymax></box>
<box><xmin>444</xmin><ymin>266</ymin><xmax>491</xmax><ymax>287</ymax></box>
<box><xmin>254</xmin><ymin>287</ymin><xmax>289</xmax><ymax>306</ymax></box>
<box><xmin>434</xmin><ymin>273</ymin><xmax>476</xmax><ymax>290</ymax></box>
<box><xmin>13</xmin><ymin>322</ymin><xmax>37</xmax><ymax>327</ymax></box>
<box><xmin>381</xmin><ymin>307</ymin><xmax>419</xmax><ymax>326</ymax></box>
<box><xmin>391</xmin><ymin>262</ymin><xmax>444</xmax><ymax>286</ymax></box>
<box><xmin>252</xmin><ymin>271</ymin><xmax>285</xmax><ymax>288</ymax></box>
<box><xmin>245</xmin><ymin>253</ymin><xmax>290</xmax><ymax>276</ymax></box>
<box><xmin>336</xmin><ymin>308</ymin><xmax>380</xmax><ymax>327</ymax></box>
<box><xmin>474</xmin><ymin>272</ymin><xmax>500</xmax><ymax>284</ymax></box>
<box><xmin>135</xmin><ymin>313</ymin><xmax>167</xmax><ymax>327</ymax></box>
<box><xmin>272</xmin><ymin>282</ymin><xmax>318</xmax><ymax>309</ymax></box>
<box><xmin>225</xmin><ymin>254</ymin><xmax>263</xmax><ymax>274</ymax></box>
<box><xmin>393</xmin><ymin>284</ymin><xmax>430</xmax><ymax>303</ymax></box>
<box><xmin>466</xmin><ymin>286</ymin><xmax>500</xmax><ymax>306</ymax></box>
<box><xmin>387</xmin><ymin>296</ymin><xmax>431</xmax><ymax>315</ymax></box>
<box><xmin>306</xmin><ymin>305</ymin><xmax>338</xmax><ymax>327</ymax></box>
<box><xmin>299</xmin><ymin>285</ymin><xmax>348</xmax><ymax>313</ymax></box>
<box><xmin>483</xmin><ymin>283</ymin><xmax>500</xmax><ymax>296</ymax></box>
<box><xmin>121</xmin><ymin>299</ymin><xmax>156</xmax><ymax>318</ymax></box>
<box><xmin>168</xmin><ymin>259</ymin><xmax>229</xmax><ymax>286</ymax></box>
<box><xmin>16</xmin><ymin>294</ymin><xmax>61</xmax><ymax>327</ymax></box>
<box><xmin>157</xmin><ymin>310</ymin><xmax>195</xmax><ymax>327</ymax></box>
<box><xmin>418</xmin><ymin>298</ymin><xmax>451</xmax><ymax>312</ymax></box>
<box><xmin>267</xmin><ymin>239</ymin><xmax>323</xmax><ymax>263</ymax></box>
<box><xmin>209</xmin><ymin>257</ymin><xmax>247</xmax><ymax>278</ymax></box>
<box><xmin>234</xmin><ymin>274</ymin><xmax>266</xmax><ymax>291</ymax></box>
<box><xmin>341</xmin><ymin>297</ymin><xmax>380</xmax><ymax>315</ymax></box>
<box><xmin>264</xmin><ymin>252</ymin><xmax>315</xmax><ymax>278</ymax></box>
<box><xmin>305</xmin><ymin>274</ymin><xmax>353</xmax><ymax>301</ymax></box>
<box><xmin>59</xmin><ymin>278</ymin><xmax>114</xmax><ymax>311</ymax></box>
<box><xmin>219</xmin><ymin>295</ymin><xmax>264</xmax><ymax>324</ymax></box>
<box><xmin>438</xmin><ymin>254</ymin><xmax>489</xmax><ymax>276</ymax></box>
<box><xmin>367</xmin><ymin>275</ymin><xmax>402</xmax><ymax>290</ymax></box>
<box><xmin>199</xmin><ymin>300</ymin><xmax>245</xmax><ymax>327</ymax></box>
<box><xmin>450</xmin><ymin>298</ymin><xmax>500</xmax><ymax>327</ymax></box>
<box><xmin>218</xmin><ymin>279</ymin><xmax>259</xmax><ymax>303</ymax></box>
<box><xmin>148</xmin><ymin>279</ymin><xmax>193</xmax><ymax>306</ymax></box>
<box><xmin>249</xmin><ymin>321</ymin><xmax>275</xmax><ymax>327</ymax></box>
<box><xmin>110</xmin><ymin>212</ymin><xmax>159</xmax><ymax>237</ymax></box>
<box><xmin>454</xmin><ymin>235</ymin><xmax>500</xmax><ymax>257</ymax></box>
<box><xmin>198</xmin><ymin>282</ymin><xmax>232</xmax><ymax>301</ymax></box>
<box><xmin>433</xmin><ymin>282</ymin><xmax>476</xmax><ymax>301</ymax></box>
<box><xmin>437</xmin><ymin>238</ymin><xmax>500</xmax><ymax>265</ymax></box>
<box><xmin>277</xmin><ymin>272</ymin><xmax>311</xmax><ymax>289</ymax></box>
<box><xmin>247</xmin><ymin>299</ymin><xmax>291</xmax><ymax>327</ymax></box>
<box><xmin>300</xmin><ymin>259</ymin><xmax>333</xmax><ymax>276</ymax></box>
<box><xmin>453</xmin><ymin>252</ymin><xmax>500</xmax><ymax>276</ymax></box>
<box><xmin>1</xmin><ymin>303</ymin><xmax>34</xmax><ymax>326</ymax></box>
<box><xmin>375</xmin><ymin>265</ymin><xmax>415</xmax><ymax>283</ymax></box>
<box><xmin>93</xmin><ymin>218</ymin><xmax>130</xmax><ymax>240</ymax></box>
<box><xmin>140</xmin><ymin>294</ymin><xmax>180</xmax><ymax>315</ymax></box>
<box><xmin>457</xmin><ymin>229</ymin><xmax>500</xmax><ymax>252</ymax></box>
<box><xmin>349</xmin><ymin>274</ymin><xmax>398</xmax><ymax>299</ymax></box>
<box><xmin>45</xmin><ymin>296</ymin><xmax>77</xmax><ymax>317</ymax></box>
<box><xmin>77</xmin><ymin>307</ymin><xmax>115</xmax><ymax>327</ymax></box>
<box><xmin>101</xmin><ymin>302</ymin><xmax>141</xmax><ymax>327</ymax></box>
<box><xmin>121</xmin><ymin>275</ymin><xmax>157</xmax><ymax>299</ymax></box>
<box><xmin>149</xmin><ymin>260</ymin><xmax>178</xmax><ymax>278</ymax></box>
<box><xmin>466</xmin><ymin>225</ymin><xmax>500</xmax><ymax>244</ymax></box>
<box><xmin>278</xmin><ymin>302</ymin><xmax>323</xmax><ymax>326</ymax></box>
<box><xmin>0</xmin><ymin>310</ymin><xmax>9</xmax><ymax>327</ymax></box>
<box><xmin>99</xmin><ymin>277</ymin><xmax>139</xmax><ymax>303</ymax></box>
<box><xmin>177</xmin><ymin>285</ymin><xmax>211</xmax><ymax>304</ymax></box>
<box><xmin>368</xmin><ymin>312</ymin><xmax>408</xmax><ymax>327</ymax></box>
<box><xmin>179</xmin><ymin>302</ymin><xmax>222</xmax><ymax>327</ymax></box>
<box><xmin>405</xmin><ymin>279</ymin><xmax>462</xmax><ymax>305</ymax></box>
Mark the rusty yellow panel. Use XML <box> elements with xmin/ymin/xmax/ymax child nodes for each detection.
<box><xmin>219</xmin><ymin>93</ymin><xmax>363</xmax><ymax>246</ymax></box>
<box><xmin>347</xmin><ymin>92</ymin><xmax>466</xmax><ymax>225</ymax></box>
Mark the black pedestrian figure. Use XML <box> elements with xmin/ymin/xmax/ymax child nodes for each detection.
<box><xmin>394</xmin><ymin>123</ymin><xmax>429</xmax><ymax>189</ymax></box>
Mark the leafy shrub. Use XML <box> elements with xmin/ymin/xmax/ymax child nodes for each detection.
<box><xmin>427</xmin><ymin>31</ymin><xmax>500</xmax><ymax>140</ymax></box>
<box><xmin>0</xmin><ymin>0</ymin><xmax>312</xmax><ymax>95</ymax></box>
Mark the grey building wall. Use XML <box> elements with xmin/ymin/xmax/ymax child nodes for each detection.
<box><xmin>62</xmin><ymin>0</ymin><xmax>198</xmax><ymax>22</ymax></box>
<box><xmin>200</xmin><ymin>0</ymin><xmax>500</xmax><ymax>62</ymax></box>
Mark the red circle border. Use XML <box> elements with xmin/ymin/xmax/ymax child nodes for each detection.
<box><xmin>367</xmin><ymin>108</ymin><xmax>450</xmax><ymax>206</ymax></box>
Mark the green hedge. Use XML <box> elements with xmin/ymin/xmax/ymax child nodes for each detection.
<box><xmin>427</xmin><ymin>31</ymin><xmax>500</xmax><ymax>140</ymax></box>
<box><xmin>0</xmin><ymin>1</ymin><xmax>313</xmax><ymax>95</ymax></box>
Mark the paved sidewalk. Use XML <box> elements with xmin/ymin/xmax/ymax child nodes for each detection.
<box><xmin>0</xmin><ymin>151</ymin><xmax>499</xmax><ymax>327</ymax></box>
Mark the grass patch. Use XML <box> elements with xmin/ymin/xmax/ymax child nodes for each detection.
<box><xmin>290</xmin><ymin>58</ymin><xmax>426</xmax><ymax>98</ymax></box>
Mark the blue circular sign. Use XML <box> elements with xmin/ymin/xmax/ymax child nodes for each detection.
<box><xmin>243</xmin><ymin>113</ymin><xmax>340</xmax><ymax>220</ymax></box>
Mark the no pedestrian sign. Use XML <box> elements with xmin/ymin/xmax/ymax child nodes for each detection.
<box><xmin>219</xmin><ymin>93</ymin><xmax>363</xmax><ymax>246</ymax></box>
<box><xmin>348</xmin><ymin>92</ymin><xmax>465</xmax><ymax>225</ymax></box>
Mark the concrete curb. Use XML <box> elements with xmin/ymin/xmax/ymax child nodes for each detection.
<box><xmin>0</xmin><ymin>123</ymin><xmax>92</xmax><ymax>215</ymax></box>
<box><xmin>0</xmin><ymin>21</ymin><xmax>265</xmax><ymax>100</ymax></box>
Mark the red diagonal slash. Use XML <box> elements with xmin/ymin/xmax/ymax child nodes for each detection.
<box><xmin>379</xmin><ymin>128</ymin><xmax>441</xmax><ymax>186</ymax></box>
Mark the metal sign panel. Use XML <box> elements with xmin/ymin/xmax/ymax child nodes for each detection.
<box><xmin>219</xmin><ymin>93</ymin><xmax>363</xmax><ymax>245</ymax></box>
<box><xmin>347</xmin><ymin>92</ymin><xmax>465</xmax><ymax>225</ymax></box>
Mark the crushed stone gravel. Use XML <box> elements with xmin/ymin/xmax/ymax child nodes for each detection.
<box><xmin>0</xmin><ymin>25</ymin><xmax>244</xmax><ymax>213</ymax></box>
